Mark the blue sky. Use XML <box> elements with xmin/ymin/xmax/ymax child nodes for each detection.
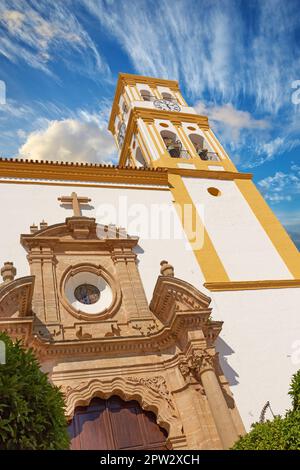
<box><xmin>0</xmin><ymin>0</ymin><xmax>299</xmax><ymax>248</ymax></box>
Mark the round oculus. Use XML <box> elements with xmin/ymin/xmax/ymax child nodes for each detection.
<box><xmin>74</xmin><ymin>283</ymin><xmax>100</xmax><ymax>305</ymax></box>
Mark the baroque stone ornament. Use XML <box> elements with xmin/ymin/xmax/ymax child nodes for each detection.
<box><xmin>61</xmin><ymin>376</ymin><xmax>185</xmax><ymax>447</ymax></box>
<box><xmin>127</xmin><ymin>375</ymin><xmax>177</xmax><ymax>413</ymax></box>
<box><xmin>179</xmin><ymin>350</ymin><xmax>216</xmax><ymax>384</ymax></box>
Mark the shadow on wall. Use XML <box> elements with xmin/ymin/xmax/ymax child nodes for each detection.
<box><xmin>216</xmin><ymin>337</ymin><xmax>239</xmax><ymax>386</ymax></box>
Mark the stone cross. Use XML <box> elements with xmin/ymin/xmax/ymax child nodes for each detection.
<box><xmin>58</xmin><ymin>192</ymin><xmax>91</xmax><ymax>217</ymax></box>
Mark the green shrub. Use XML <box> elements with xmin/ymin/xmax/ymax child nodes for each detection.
<box><xmin>0</xmin><ymin>332</ymin><xmax>69</xmax><ymax>449</ymax></box>
<box><xmin>232</xmin><ymin>370</ymin><xmax>300</xmax><ymax>450</ymax></box>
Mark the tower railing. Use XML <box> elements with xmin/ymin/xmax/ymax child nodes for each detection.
<box><xmin>197</xmin><ymin>150</ymin><xmax>220</xmax><ymax>162</ymax></box>
<box><xmin>166</xmin><ymin>146</ymin><xmax>191</xmax><ymax>159</ymax></box>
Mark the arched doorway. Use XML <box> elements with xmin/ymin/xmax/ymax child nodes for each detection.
<box><xmin>68</xmin><ymin>395</ymin><xmax>168</xmax><ymax>450</ymax></box>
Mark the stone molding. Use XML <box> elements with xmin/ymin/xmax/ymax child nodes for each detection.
<box><xmin>61</xmin><ymin>376</ymin><xmax>186</xmax><ymax>448</ymax></box>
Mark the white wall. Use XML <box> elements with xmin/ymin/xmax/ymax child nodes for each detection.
<box><xmin>0</xmin><ymin>181</ymin><xmax>206</xmax><ymax>301</ymax></box>
<box><xmin>183</xmin><ymin>177</ymin><xmax>292</xmax><ymax>280</ymax></box>
<box><xmin>212</xmin><ymin>288</ymin><xmax>300</xmax><ymax>429</ymax></box>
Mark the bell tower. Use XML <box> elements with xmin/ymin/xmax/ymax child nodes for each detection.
<box><xmin>108</xmin><ymin>73</ymin><xmax>236</xmax><ymax>172</ymax></box>
<box><xmin>109</xmin><ymin>73</ymin><xmax>300</xmax><ymax>286</ymax></box>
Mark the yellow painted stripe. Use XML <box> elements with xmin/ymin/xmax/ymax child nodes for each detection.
<box><xmin>236</xmin><ymin>179</ymin><xmax>300</xmax><ymax>278</ymax></box>
<box><xmin>204</xmin><ymin>279</ymin><xmax>300</xmax><ymax>291</ymax></box>
<box><xmin>169</xmin><ymin>173</ymin><xmax>229</xmax><ymax>282</ymax></box>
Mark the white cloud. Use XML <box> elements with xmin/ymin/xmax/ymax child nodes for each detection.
<box><xmin>0</xmin><ymin>99</ymin><xmax>33</xmax><ymax>119</ymax></box>
<box><xmin>0</xmin><ymin>1</ymin><xmax>110</xmax><ymax>78</ymax></box>
<box><xmin>195</xmin><ymin>101</ymin><xmax>268</xmax><ymax>142</ymax></box>
<box><xmin>81</xmin><ymin>0</ymin><xmax>300</xmax><ymax>112</ymax></box>
<box><xmin>258</xmin><ymin>165</ymin><xmax>300</xmax><ymax>203</ymax></box>
<box><xmin>18</xmin><ymin>118</ymin><xmax>117</xmax><ymax>164</ymax></box>
<box><xmin>260</xmin><ymin>137</ymin><xmax>285</xmax><ymax>159</ymax></box>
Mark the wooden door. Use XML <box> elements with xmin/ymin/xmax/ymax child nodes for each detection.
<box><xmin>68</xmin><ymin>395</ymin><xmax>168</xmax><ymax>450</ymax></box>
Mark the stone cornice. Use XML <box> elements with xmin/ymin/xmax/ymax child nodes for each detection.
<box><xmin>0</xmin><ymin>157</ymin><xmax>168</xmax><ymax>186</ymax></box>
<box><xmin>27</xmin><ymin>309</ymin><xmax>219</xmax><ymax>359</ymax></box>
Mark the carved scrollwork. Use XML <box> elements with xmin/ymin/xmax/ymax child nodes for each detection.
<box><xmin>60</xmin><ymin>376</ymin><xmax>184</xmax><ymax>444</ymax></box>
<box><xmin>126</xmin><ymin>375</ymin><xmax>176</xmax><ymax>413</ymax></box>
<box><xmin>179</xmin><ymin>350</ymin><xmax>216</xmax><ymax>384</ymax></box>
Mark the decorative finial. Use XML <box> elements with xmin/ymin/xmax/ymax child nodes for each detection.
<box><xmin>160</xmin><ymin>260</ymin><xmax>174</xmax><ymax>277</ymax></box>
<box><xmin>30</xmin><ymin>223</ymin><xmax>39</xmax><ymax>234</ymax></box>
<box><xmin>1</xmin><ymin>261</ymin><xmax>16</xmax><ymax>282</ymax></box>
<box><xmin>40</xmin><ymin>220</ymin><xmax>48</xmax><ymax>230</ymax></box>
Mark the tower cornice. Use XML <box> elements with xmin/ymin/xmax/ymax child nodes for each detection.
<box><xmin>109</xmin><ymin>73</ymin><xmax>181</xmax><ymax>132</ymax></box>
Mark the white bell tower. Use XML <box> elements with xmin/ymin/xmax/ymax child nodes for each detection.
<box><xmin>108</xmin><ymin>73</ymin><xmax>237</xmax><ymax>173</ymax></box>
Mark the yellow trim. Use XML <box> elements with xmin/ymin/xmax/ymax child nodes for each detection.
<box><xmin>174</xmin><ymin>91</ymin><xmax>188</xmax><ymax>107</ymax></box>
<box><xmin>168</xmin><ymin>167</ymin><xmax>252</xmax><ymax>180</ymax></box>
<box><xmin>133</xmin><ymin>84</ymin><xmax>141</xmax><ymax>100</ymax></box>
<box><xmin>151</xmin><ymin>87</ymin><xmax>161</xmax><ymax>99</ymax></box>
<box><xmin>236</xmin><ymin>179</ymin><xmax>300</xmax><ymax>278</ymax></box>
<box><xmin>0</xmin><ymin>158</ymin><xmax>169</xmax><ymax>187</ymax></box>
<box><xmin>169</xmin><ymin>173</ymin><xmax>229</xmax><ymax>282</ymax></box>
<box><xmin>145</xmin><ymin>123</ymin><xmax>165</xmax><ymax>160</ymax></box>
<box><xmin>206</xmin><ymin>129</ymin><xmax>237</xmax><ymax>172</ymax></box>
<box><xmin>123</xmin><ymin>91</ymin><xmax>130</xmax><ymax>108</ymax></box>
<box><xmin>151</xmin><ymin>123</ymin><xmax>168</xmax><ymax>155</ymax></box>
<box><xmin>136</xmin><ymin>133</ymin><xmax>151</xmax><ymax>167</ymax></box>
<box><xmin>126</xmin><ymin>86</ymin><xmax>135</xmax><ymax>102</ymax></box>
<box><xmin>136</xmin><ymin>125</ymin><xmax>154</xmax><ymax>165</ymax></box>
<box><xmin>119</xmin><ymin>72</ymin><xmax>179</xmax><ymax>89</ymax></box>
<box><xmin>175</xmin><ymin>125</ymin><xmax>199</xmax><ymax>158</ymax></box>
<box><xmin>204</xmin><ymin>279</ymin><xmax>300</xmax><ymax>291</ymax></box>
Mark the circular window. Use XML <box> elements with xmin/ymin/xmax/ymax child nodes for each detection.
<box><xmin>74</xmin><ymin>284</ymin><xmax>100</xmax><ymax>305</ymax></box>
<box><xmin>207</xmin><ymin>187</ymin><xmax>221</xmax><ymax>197</ymax></box>
<box><xmin>159</xmin><ymin>122</ymin><xmax>169</xmax><ymax>128</ymax></box>
<box><xmin>187</xmin><ymin>126</ymin><xmax>196</xmax><ymax>131</ymax></box>
<box><xmin>64</xmin><ymin>270</ymin><xmax>113</xmax><ymax>316</ymax></box>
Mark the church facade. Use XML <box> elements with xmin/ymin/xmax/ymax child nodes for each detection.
<box><xmin>0</xmin><ymin>73</ymin><xmax>299</xmax><ymax>450</ymax></box>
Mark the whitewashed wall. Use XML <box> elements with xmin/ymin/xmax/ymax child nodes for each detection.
<box><xmin>0</xmin><ymin>181</ymin><xmax>206</xmax><ymax>300</ymax></box>
<box><xmin>212</xmin><ymin>288</ymin><xmax>300</xmax><ymax>429</ymax></box>
<box><xmin>183</xmin><ymin>177</ymin><xmax>292</xmax><ymax>280</ymax></box>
